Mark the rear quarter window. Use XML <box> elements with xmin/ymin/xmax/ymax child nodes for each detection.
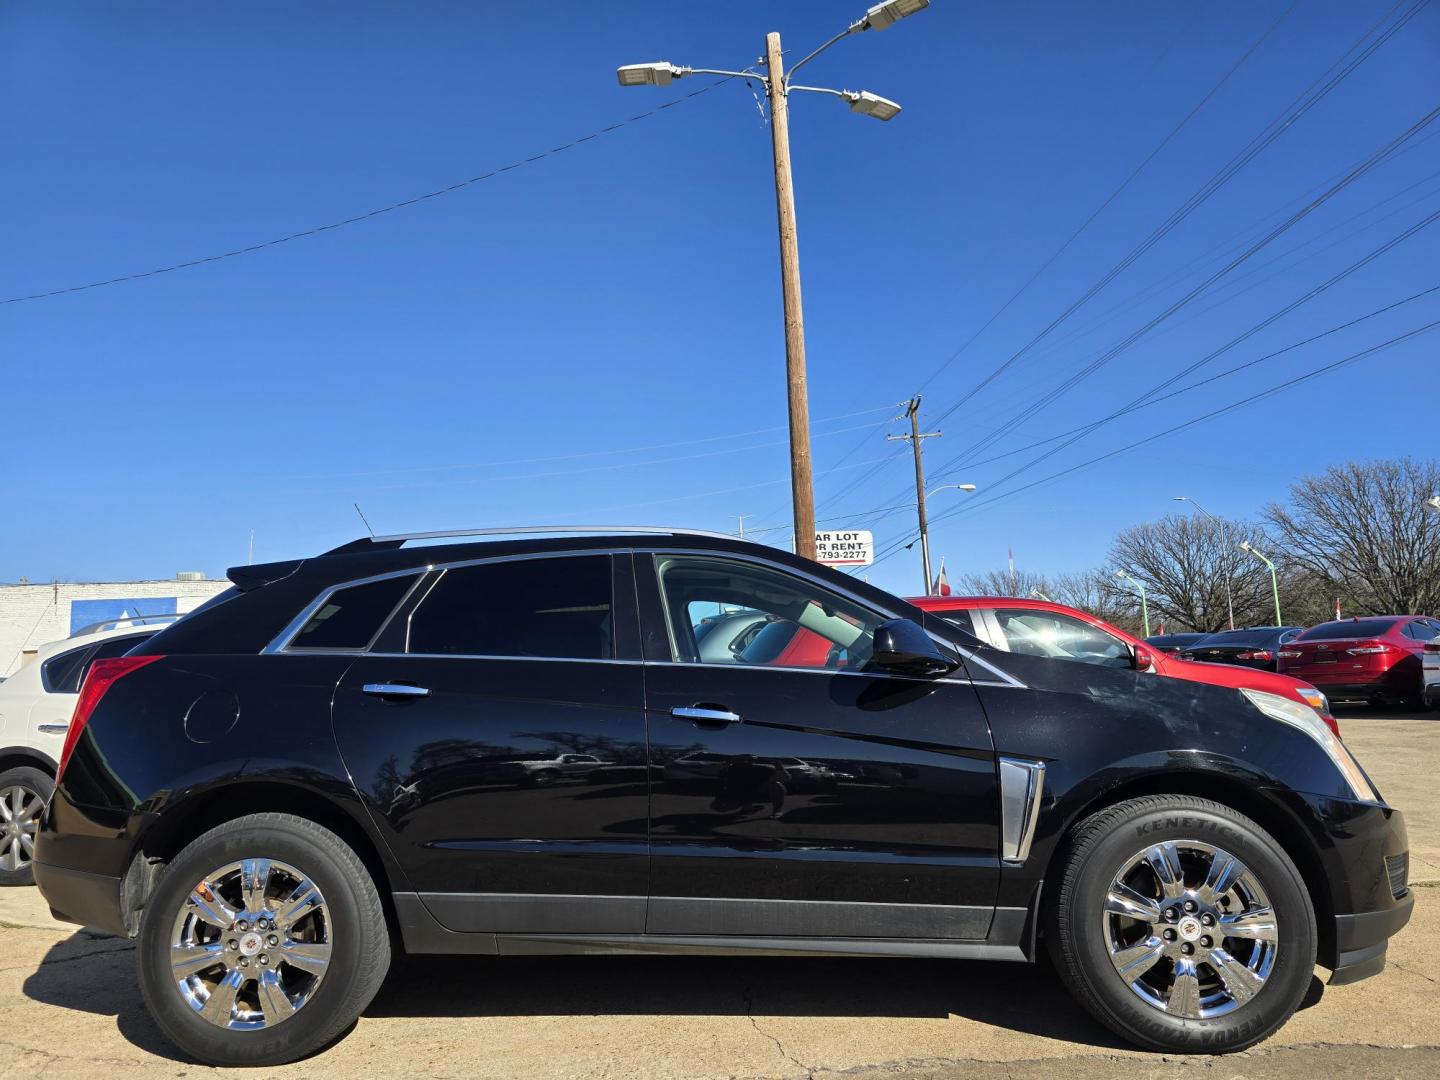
<box><xmin>288</xmin><ymin>574</ymin><xmax>418</xmax><ymax>650</ymax></box>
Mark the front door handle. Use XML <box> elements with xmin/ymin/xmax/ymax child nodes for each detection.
<box><xmin>363</xmin><ymin>683</ymin><xmax>430</xmax><ymax>699</ymax></box>
<box><xmin>671</xmin><ymin>706</ymin><xmax>742</xmax><ymax>725</ymax></box>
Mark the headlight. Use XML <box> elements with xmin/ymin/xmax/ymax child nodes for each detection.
<box><xmin>1241</xmin><ymin>688</ymin><xmax>1377</xmax><ymax>802</ymax></box>
<box><xmin>1293</xmin><ymin>685</ymin><xmax>1330</xmax><ymax>716</ymax></box>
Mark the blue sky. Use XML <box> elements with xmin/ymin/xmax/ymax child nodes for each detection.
<box><xmin>3</xmin><ymin>1</ymin><xmax>1437</xmax><ymax>597</ymax></box>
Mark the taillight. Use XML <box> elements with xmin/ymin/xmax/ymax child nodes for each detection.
<box><xmin>1346</xmin><ymin>641</ymin><xmax>1394</xmax><ymax>656</ymax></box>
<box><xmin>58</xmin><ymin>655</ymin><xmax>164</xmax><ymax>781</ymax></box>
<box><xmin>1277</xmin><ymin>649</ymin><xmax>1302</xmax><ymax>659</ymax></box>
<box><xmin>1236</xmin><ymin>650</ymin><xmax>1272</xmax><ymax>661</ymax></box>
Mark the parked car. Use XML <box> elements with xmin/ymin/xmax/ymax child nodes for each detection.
<box><xmin>0</xmin><ymin>617</ymin><xmax>167</xmax><ymax>884</ymax></box>
<box><xmin>911</xmin><ymin>596</ymin><xmax>1337</xmax><ymax>730</ymax></box>
<box><xmin>1423</xmin><ymin>639</ymin><xmax>1440</xmax><ymax>709</ymax></box>
<box><xmin>1278</xmin><ymin>616</ymin><xmax>1440</xmax><ymax>707</ymax></box>
<box><xmin>35</xmin><ymin>528</ymin><xmax>1409</xmax><ymax>1065</ymax></box>
<box><xmin>1180</xmin><ymin>627</ymin><xmax>1305</xmax><ymax>671</ymax></box>
<box><xmin>1143</xmin><ymin>631</ymin><xmax>1208</xmax><ymax>655</ymax></box>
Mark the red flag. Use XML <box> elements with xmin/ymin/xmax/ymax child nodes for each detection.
<box><xmin>932</xmin><ymin>557</ymin><xmax>951</xmax><ymax>597</ymax></box>
<box><xmin>1335</xmin><ymin>597</ymin><xmax>1342</xmax><ymax>621</ymax></box>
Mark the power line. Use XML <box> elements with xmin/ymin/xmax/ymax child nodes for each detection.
<box><xmin>966</xmin><ymin>203</ymin><xmax>1440</xmax><ymax>491</ymax></box>
<box><xmin>1</xmin><ymin>81</ymin><xmax>729</xmax><ymax>306</ymax></box>
<box><xmin>961</xmin><ymin>283</ymin><xmax>1440</xmax><ymax>471</ymax></box>
<box><xmin>928</xmin><ymin>99</ymin><xmax>1440</xmax><ymax>482</ymax></box>
<box><xmin>913</xmin><ymin>0</ymin><xmax>1301</xmax><ymax>396</ymax></box>
<box><xmin>870</xmin><ymin>316</ymin><xmax>1440</xmax><ymax>566</ymax></box>
<box><xmin>924</xmin><ymin>0</ymin><xmax>1426</xmax><ymax>431</ymax></box>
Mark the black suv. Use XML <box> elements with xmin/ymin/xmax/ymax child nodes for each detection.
<box><xmin>34</xmin><ymin>528</ymin><xmax>1411</xmax><ymax>1066</ymax></box>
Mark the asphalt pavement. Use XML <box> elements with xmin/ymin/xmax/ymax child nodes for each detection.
<box><xmin>0</xmin><ymin>707</ymin><xmax>1433</xmax><ymax>1079</ymax></box>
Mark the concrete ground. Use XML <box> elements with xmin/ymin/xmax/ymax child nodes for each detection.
<box><xmin>0</xmin><ymin>707</ymin><xmax>1433</xmax><ymax>1079</ymax></box>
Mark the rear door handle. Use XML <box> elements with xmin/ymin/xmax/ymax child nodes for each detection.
<box><xmin>363</xmin><ymin>683</ymin><xmax>430</xmax><ymax>699</ymax></box>
<box><xmin>671</xmin><ymin>706</ymin><xmax>742</xmax><ymax>725</ymax></box>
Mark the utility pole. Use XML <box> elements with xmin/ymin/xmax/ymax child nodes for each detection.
<box><xmin>763</xmin><ymin>31</ymin><xmax>817</xmax><ymax>561</ymax></box>
<box><xmin>888</xmin><ymin>396</ymin><xmax>942</xmax><ymax>593</ymax></box>
<box><xmin>617</xmin><ymin>4</ymin><xmax>927</xmax><ymax>560</ymax></box>
<box><xmin>736</xmin><ymin>514</ymin><xmax>747</xmax><ymax>539</ymax></box>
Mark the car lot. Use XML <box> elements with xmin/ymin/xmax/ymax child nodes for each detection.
<box><xmin>0</xmin><ymin>705</ymin><xmax>1431</xmax><ymax>1080</ymax></box>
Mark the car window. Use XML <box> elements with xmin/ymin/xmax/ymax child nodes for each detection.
<box><xmin>654</xmin><ymin>555</ymin><xmax>885</xmax><ymax>670</ymax></box>
<box><xmin>291</xmin><ymin>574</ymin><xmax>418</xmax><ymax>650</ymax></box>
<box><xmin>1279</xmin><ymin>629</ymin><xmax>1301</xmax><ymax>644</ymax></box>
<box><xmin>991</xmin><ymin>608</ymin><xmax>1131</xmax><ymax>668</ymax></box>
<box><xmin>40</xmin><ymin>644</ymin><xmax>97</xmax><ymax>694</ymax></box>
<box><xmin>1301</xmin><ymin>618</ymin><xmax>1398</xmax><ymax>640</ymax></box>
<box><xmin>407</xmin><ymin>555</ymin><xmax>612</xmax><ymax>659</ymax></box>
<box><xmin>1404</xmin><ymin>620</ymin><xmax>1439</xmax><ymax>642</ymax></box>
<box><xmin>933</xmin><ymin>609</ymin><xmax>978</xmax><ymax>638</ymax></box>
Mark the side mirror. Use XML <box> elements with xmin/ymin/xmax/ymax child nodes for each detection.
<box><xmin>1134</xmin><ymin>645</ymin><xmax>1158</xmax><ymax>673</ymax></box>
<box><xmin>871</xmin><ymin>619</ymin><xmax>959</xmax><ymax>678</ymax></box>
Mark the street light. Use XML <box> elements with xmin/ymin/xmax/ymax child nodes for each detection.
<box><xmin>1239</xmin><ymin>540</ymin><xmax>1283</xmax><ymax>628</ymax></box>
<box><xmin>1427</xmin><ymin>494</ymin><xmax>1440</xmax><ymax>514</ymax></box>
<box><xmin>916</xmin><ymin>483</ymin><xmax>977</xmax><ymax>594</ymax></box>
<box><xmin>1174</xmin><ymin>496</ymin><xmax>1235</xmax><ymax>630</ymax></box>
<box><xmin>617</xmin><ymin>2</ymin><xmax>926</xmax><ymax>560</ymax></box>
<box><xmin>1114</xmin><ymin>569</ymin><xmax>1150</xmax><ymax>638</ymax></box>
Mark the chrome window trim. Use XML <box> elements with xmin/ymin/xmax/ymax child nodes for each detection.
<box><xmin>262</xmin><ymin>543</ymin><xmax>1028</xmax><ymax>689</ymax></box>
<box><xmin>266</xmin><ymin>548</ymin><xmax>626</xmax><ymax>658</ymax></box>
<box><xmin>263</xmin><ymin>567</ymin><xmax>431</xmax><ymax>655</ymax></box>
<box><xmin>997</xmin><ymin>756</ymin><xmax>1046</xmax><ymax>865</ymax></box>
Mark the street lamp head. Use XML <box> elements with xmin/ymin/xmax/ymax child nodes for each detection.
<box><xmin>1239</xmin><ymin>539</ymin><xmax>1252</xmax><ymax>551</ymax></box>
<box><xmin>1114</xmin><ymin>569</ymin><xmax>1128</xmax><ymax>581</ymax></box>
<box><xmin>1172</xmin><ymin>496</ymin><xmax>1188</xmax><ymax>502</ymax></box>
<box><xmin>1427</xmin><ymin>494</ymin><xmax>1440</xmax><ymax>513</ymax></box>
<box><xmin>859</xmin><ymin>0</ymin><xmax>930</xmax><ymax>31</ymax></box>
<box><xmin>844</xmin><ymin>90</ymin><xmax>902</xmax><ymax>121</ymax></box>
<box><xmin>616</xmin><ymin>62</ymin><xmax>686</xmax><ymax>87</ymax></box>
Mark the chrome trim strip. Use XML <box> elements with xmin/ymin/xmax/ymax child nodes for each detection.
<box><xmin>263</xmin><ymin>566</ymin><xmax>430</xmax><ymax>655</ymax></box>
<box><xmin>997</xmin><ymin>757</ymin><xmax>1046</xmax><ymax>865</ymax></box>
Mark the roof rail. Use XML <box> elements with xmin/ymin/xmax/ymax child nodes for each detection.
<box><xmin>323</xmin><ymin>525</ymin><xmax>743</xmax><ymax>556</ymax></box>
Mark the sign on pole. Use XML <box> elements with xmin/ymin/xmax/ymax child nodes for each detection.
<box><xmin>814</xmin><ymin>530</ymin><xmax>874</xmax><ymax>567</ymax></box>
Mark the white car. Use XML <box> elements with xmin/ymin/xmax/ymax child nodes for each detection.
<box><xmin>1423</xmin><ymin>638</ymin><xmax>1440</xmax><ymax>710</ymax></box>
<box><xmin>0</xmin><ymin>617</ymin><xmax>168</xmax><ymax>884</ymax></box>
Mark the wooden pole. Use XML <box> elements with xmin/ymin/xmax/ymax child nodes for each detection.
<box><xmin>764</xmin><ymin>31</ymin><xmax>817</xmax><ymax>561</ymax></box>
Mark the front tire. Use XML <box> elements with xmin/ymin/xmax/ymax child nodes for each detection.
<box><xmin>138</xmin><ymin>813</ymin><xmax>390</xmax><ymax>1066</ymax></box>
<box><xmin>0</xmin><ymin>765</ymin><xmax>52</xmax><ymax>886</ymax></box>
<box><xmin>1047</xmin><ymin>795</ymin><xmax>1315</xmax><ymax>1053</ymax></box>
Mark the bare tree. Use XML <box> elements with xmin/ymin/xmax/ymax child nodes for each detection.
<box><xmin>1266</xmin><ymin>458</ymin><xmax>1440</xmax><ymax>615</ymax></box>
<box><xmin>1051</xmin><ymin>569</ymin><xmax>1135</xmax><ymax>628</ymax></box>
<box><xmin>957</xmin><ymin>566</ymin><xmax>1052</xmax><ymax>598</ymax></box>
<box><xmin>1108</xmin><ymin>514</ymin><xmax>1275</xmax><ymax>632</ymax></box>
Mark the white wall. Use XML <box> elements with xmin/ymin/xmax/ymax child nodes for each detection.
<box><xmin>0</xmin><ymin>579</ymin><xmax>230</xmax><ymax>676</ymax></box>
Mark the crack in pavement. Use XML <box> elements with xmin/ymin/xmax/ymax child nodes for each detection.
<box><xmin>1389</xmin><ymin>957</ymin><xmax>1440</xmax><ymax>985</ymax></box>
<box><xmin>742</xmin><ymin>983</ymin><xmax>814</xmax><ymax>1079</ymax></box>
<box><xmin>0</xmin><ymin>941</ymin><xmax>134</xmax><ymax>975</ymax></box>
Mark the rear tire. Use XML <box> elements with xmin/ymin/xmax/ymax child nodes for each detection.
<box><xmin>138</xmin><ymin>813</ymin><xmax>390</xmax><ymax>1066</ymax></box>
<box><xmin>1046</xmin><ymin>795</ymin><xmax>1315</xmax><ymax>1053</ymax></box>
<box><xmin>0</xmin><ymin>766</ymin><xmax>52</xmax><ymax>887</ymax></box>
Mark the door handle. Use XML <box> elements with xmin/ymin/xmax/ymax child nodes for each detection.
<box><xmin>671</xmin><ymin>706</ymin><xmax>742</xmax><ymax>725</ymax></box>
<box><xmin>363</xmin><ymin>683</ymin><xmax>431</xmax><ymax>699</ymax></box>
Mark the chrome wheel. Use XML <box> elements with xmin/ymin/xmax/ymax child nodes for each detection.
<box><xmin>1103</xmin><ymin>840</ymin><xmax>1278</xmax><ymax>1019</ymax></box>
<box><xmin>170</xmin><ymin>858</ymin><xmax>331</xmax><ymax>1030</ymax></box>
<box><xmin>0</xmin><ymin>785</ymin><xmax>42</xmax><ymax>872</ymax></box>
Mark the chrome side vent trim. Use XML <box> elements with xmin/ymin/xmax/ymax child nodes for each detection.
<box><xmin>998</xmin><ymin>757</ymin><xmax>1046</xmax><ymax>866</ymax></box>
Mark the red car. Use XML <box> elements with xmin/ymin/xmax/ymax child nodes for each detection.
<box><xmin>909</xmin><ymin>595</ymin><xmax>1339</xmax><ymax>734</ymax></box>
<box><xmin>1278</xmin><ymin>615</ymin><xmax>1440</xmax><ymax>707</ymax></box>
